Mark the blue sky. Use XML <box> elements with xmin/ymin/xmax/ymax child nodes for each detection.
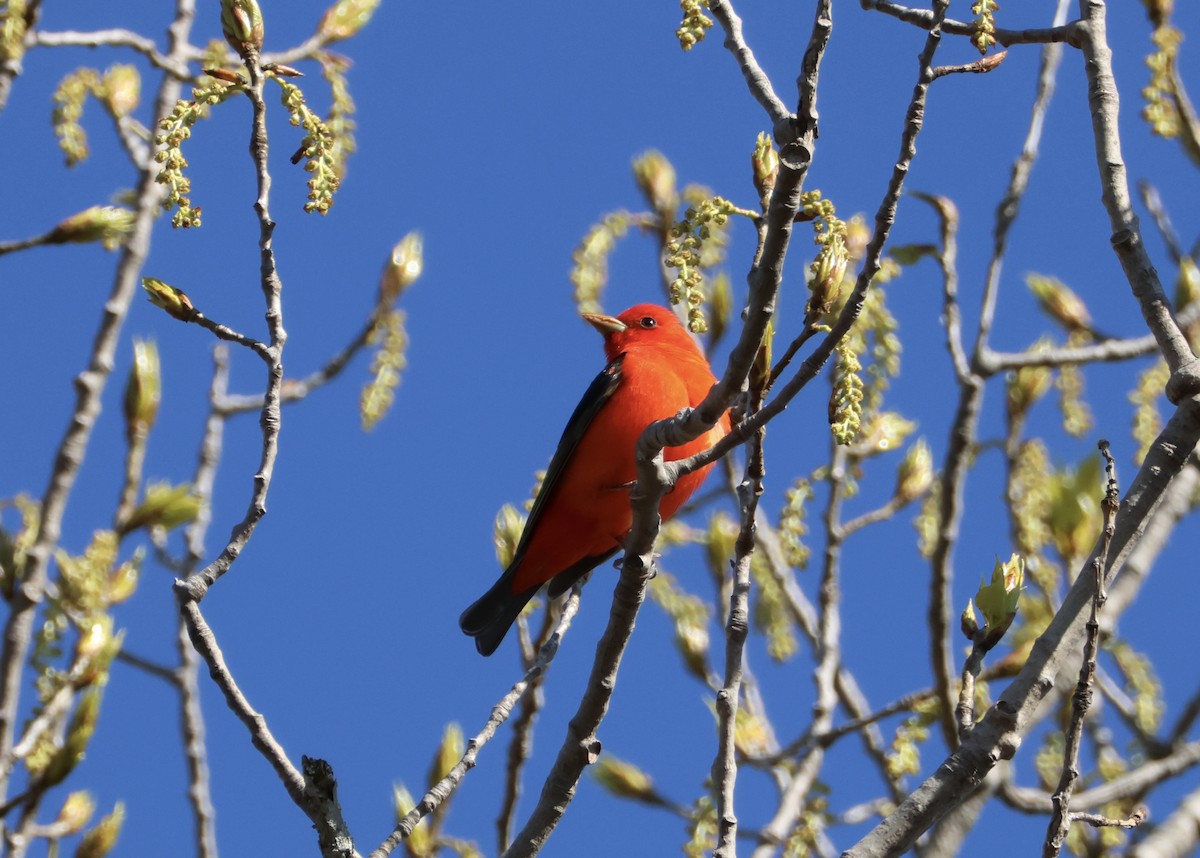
<box><xmin>2</xmin><ymin>1</ymin><xmax>1199</xmax><ymax>855</ymax></box>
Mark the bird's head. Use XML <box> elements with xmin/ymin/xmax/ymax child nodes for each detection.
<box><xmin>581</xmin><ymin>304</ymin><xmax>695</xmax><ymax>362</ymax></box>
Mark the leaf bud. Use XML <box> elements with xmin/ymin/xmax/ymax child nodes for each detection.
<box><xmin>751</xmin><ymin>131</ymin><xmax>778</xmax><ymax>200</ymax></box>
<box><xmin>55</xmin><ymin>790</ymin><xmax>96</xmax><ymax>835</ymax></box>
<box><xmin>204</xmin><ymin>67</ymin><xmax>246</xmax><ymax>84</ymax></box>
<box><xmin>854</xmin><ymin>412</ymin><xmax>916</xmax><ymax>457</ymax></box>
<box><xmin>221</xmin><ymin>0</ymin><xmax>265</xmax><ymax>57</ymax></box>
<box><xmin>750</xmin><ymin>319</ymin><xmax>774</xmax><ymax>395</ymax></box>
<box><xmin>428</xmin><ymin>723</ymin><xmax>463</xmax><ymax>789</ymax></box>
<box><xmin>1006</xmin><ymin>356</ymin><xmax>1052</xmax><ymax>420</ymax></box>
<box><xmin>77</xmin><ymin>618</ymin><xmax>123</xmax><ymax>687</ymax></box>
<box><xmin>46</xmin><ymin>206</ymin><xmax>136</xmax><ymax>250</ymax></box>
<box><xmin>895</xmin><ymin>438</ymin><xmax>933</xmax><ymax>504</ymax></box>
<box><xmin>1027</xmin><ymin>274</ymin><xmax>1092</xmax><ymax>333</ymax></box>
<box><xmin>807</xmin><ymin>238</ymin><xmax>849</xmax><ymax>318</ymax></box>
<box><xmin>102</xmin><ymin>65</ymin><xmax>140</xmax><ymax>117</ymax></box>
<box><xmin>379</xmin><ymin>232</ymin><xmax>423</xmax><ymax>305</ymax></box>
<box><xmin>123</xmin><ymin>338</ymin><xmax>161</xmax><ymax>439</ymax></box>
<box><xmin>316</xmin><ymin>0</ymin><xmax>382</xmax><ymax>43</ymax></box>
<box><xmin>492</xmin><ymin>504</ymin><xmax>525</xmax><ymax>570</ymax></box>
<box><xmin>119</xmin><ymin>482</ymin><xmax>201</xmax><ymax>535</ymax></box>
<box><xmin>142</xmin><ymin>277</ymin><xmax>197</xmax><ymax>322</ymax></box>
<box><xmin>44</xmin><ymin>689</ymin><xmax>102</xmax><ymax>788</ymax></box>
<box><xmin>593</xmin><ymin>756</ymin><xmax>658</xmax><ymax>802</ymax></box>
<box><xmin>632</xmin><ymin>150</ymin><xmax>677</xmax><ymax>215</ymax></box>
<box><xmin>107</xmin><ymin>553</ymin><xmax>141</xmax><ymax>605</ymax></box>
<box><xmin>75</xmin><ymin>801</ymin><xmax>125</xmax><ymax>858</ymax></box>
<box><xmin>974</xmin><ymin>554</ymin><xmax>1024</xmax><ymax>650</ymax></box>
<box><xmin>961</xmin><ymin>599</ymin><xmax>980</xmax><ymax>640</ymax></box>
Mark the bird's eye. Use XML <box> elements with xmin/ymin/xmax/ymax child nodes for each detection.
<box><xmin>639</xmin><ymin>316</ymin><xmax>657</xmax><ymax>329</ymax></box>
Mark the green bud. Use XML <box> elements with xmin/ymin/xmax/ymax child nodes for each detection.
<box><xmin>707</xmin><ymin>271</ymin><xmax>732</xmax><ymax>346</ymax></box>
<box><xmin>107</xmin><ymin>554</ymin><xmax>140</xmax><ymax>606</ymax></box>
<box><xmin>1027</xmin><ymin>274</ymin><xmax>1091</xmax><ymax>333</ymax></box>
<box><xmin>1006</xmin><ymin>356</ymin><xmax>1052</xmax><ymax>420</ymax></box>
<box><xmin>392</xmin><ymin>783</ymin><xmax>414</xmax><ymax>823</ymax></box>
<box><xmin>102</xmin><ymin>64</ymin><xmax>140</xmax><ymax>117</ymax></box>
<box><xmin>1047</xmin><ymin>457</ymin><xmax>1101</xmax><ymax>561</ymax></box>
<box><xmin>123</xmin><ymin>338</ymin><xmax>161</xmax><ymax>438</ymax></box>
<box><xmin>77</xmin><ymin>618</ymin><xmax>123</xmax><ymax>687</ymax></box>
<box><xmin>75</xmin><ymin>801</ymin><xmax>125</xmax><ymax>858</ymax></box>
<box><xmin>632</xmin><ymin>150</ymin><xmax>677</xmax><ymax>215</ymax></box>
<box><xmin>493</xmin><ymin>504</ymin><xmax>525</xmax><ymax>570</ymax></box>
<box><xmin>119</xmin><ymin>482</ymin><xmax>201</xmax><ymax>535</ymax></box>
<box><xmin>732</xmin><ymin>707</ymin><xmax>772</xmax><ymax>759</ymax></box>
<box><xmin>807</xmin><ymin>238</ymin><xmax>849</xmax><ymax>317</ymax></box>
<box><xmin>55</xmin><ymin>790</ymin><xmax>96</xmax><ymax>835</ymax></box>
<box><xmin>316</xmin><ymin>0</ymin><xmax>381</xmax><ymax>43</ymax></box>
<box><xmin>961</xmin><ymin>599</ymin><xmax>980</xmax><ymax>640</ymax></box>
<box><xmin>46</xmin><ymin>206</ymin><xmax>136</xmax><ymax>251</ymax></box>
<box><xmin>974</xmin><ymin>554</ymin><xmax>1024</xmax><ymax>649</ymax></box>
<box><xmin>392</xmin><ymin>784</ymin><xmax>433</xmax><ymax>856</ymax></box>
<box><xmin>751</xmin><ymin>131</ymin><xmax>778</xmax><ymax>200</ymax></box>
<box><xmin>674</xmin><ymin>615</ymin><xmax>710</xmax><ymax>682</ymax></box>
<box><xmin>593</xmin><ymin>756</ymin><xmax>657</xmax><ymax>802</ymax></box>
<box><xmin>704</xmin><ymin>512</ymin><xmax>738</xmax><ymax>582</ymax></box>
<box><xmin>428</xmin><ymin>723</ymin><xmax>463</xmax><ymax>789</ymax></box>
<box><xmin>142</xmin><ymin>277</ymin><xmax>197</xmax><ymax>322</ymax></box>
<box><xmin>844</xmin><ymin>216</ymin><xmax>870</xmax><ymax>262</ymax></box>
<box><xmin>855</xmin><ymin>412</ymin><xmax>916</xmax><ymax>457</ymax></box>
<box><xmin>379</xmin><ymin>232</ymin><xmax>423</xmax><ymax>305</ymax></box>
<box><xmin>1176</xmin><ymin>256</ymin><xmax>1199</xmax><ymax>311</ymax></box>
<box><xmin>221</xmin><ymin>0</ymin><xmax>265</xmax><ymax>57</ymax></box>
<box><xmin>895</xmin><ymin>438</ymin><xmax>933</xmax><ymax>504</ymax></box>
<box><xmin>750</xmin><ymin>319</ymin><xmax>774</xmax><ymax>395</ymax></box>
<box><xmin>44</xmin><ymin>689</ymin><xmax>102</xmax><ymax>788</ymax></box>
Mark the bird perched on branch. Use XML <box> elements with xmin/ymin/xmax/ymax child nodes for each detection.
<box><xmin>460</xmin><ymin>303</ymin><xmax>730</xmax><ymax>656</ymax></box>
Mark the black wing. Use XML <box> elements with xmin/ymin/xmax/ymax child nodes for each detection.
<box><xmin>511</xmin><ymin>355</ymin><xmax>624</xmax><ymax>567</ymax></box>
<box><xmin>459</xmin><ymin>356</ymin><xmax>624</xmax><ymax>655</ymax></box>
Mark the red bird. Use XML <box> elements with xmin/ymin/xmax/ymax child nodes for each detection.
<box><xmin>460</xmin><ymin>304</ymin><xmax>731</xmax><ymax>655</ymax></box>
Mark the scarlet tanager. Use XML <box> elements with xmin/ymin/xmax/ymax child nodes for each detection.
<box><xmin>460</xmin><ymin>304</ymin><xmax>731</xmax><ymax>655</ymax></box>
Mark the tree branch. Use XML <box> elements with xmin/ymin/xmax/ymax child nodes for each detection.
<box><xmin>0</xmin><ymin>0</ymin><xmax>195</xmax><ymax>804</ymax></box>
<box><xmin>844</xmin><ymin>397</ymin><xmax>1200</xmax><ymax>857</ymax></box>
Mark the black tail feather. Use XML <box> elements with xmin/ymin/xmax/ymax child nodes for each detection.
<box><xmin>459</xmin><ymin>578</ymin><xmax>540</xmax><ymax>657</ymax></box>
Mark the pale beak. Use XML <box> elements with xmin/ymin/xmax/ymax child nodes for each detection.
<box><xmin>581</xmin><ymin>312</ymin><xmax>627</xmax><ymax>335</ymax></box>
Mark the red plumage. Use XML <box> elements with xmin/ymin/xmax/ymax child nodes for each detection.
<box><xmin>460</xmin><ymin>304</ymin><xmax>730</xmax><ymax>655</ymax></box>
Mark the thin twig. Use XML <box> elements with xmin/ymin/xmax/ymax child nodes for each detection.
<box><xmin>369</xmin><ymin>588</ymin><xmax>584</xmax><ymax>858</ymax></box>
<box><xmin>1076</xmin><ymin>0</ymin><xmax>1199</xmax><ymax>403</ymax></box>
<box><xmin>711</xmin><ymin>391</ymin><xmax>765</xmax><ymax>857</ymax></box>
<box><xmin>751</xmin><ymin>444</ymin><xmax>847</xmax><ymax>857</ymax></box>
<box><xmin>115</xmin><ymin>649</ymin><xmax>178</xmax><ymax>685</ymax></box>
<box><xmin>859</xmin><ymin>0</ymin><xmax>1078</xmax><ymax>47</ymax></box>
<box><xmin>924</xmin><ymin>0</ymin><xmax>1071</xmax><ymax>750</ymax></box>
<box><xmin>1003</xmin><ymin>741</ymin><xmax>1200</xmax><ymax>813</ymax></box>
<box><xmin>1042</xmin><ymin>441</ymin><xmax>1120</xmax><ymax>856</ymax></box>
<box><xmin>215</xmin><ymin>306</ymin><xmax>382</xmax><ymax>415</ymax></box>
<box><xmin>32</xmin><ymin>28</ymin><xmax>188</xmax><ymax>77</ymax></box>
<box><xmin>175</xmin><ymin>346</ymin><xmax>230</xmax><ymax>858</ymax></box>
<box><xmin>930</xmin><ymin>50</ymin><xmax>1007</xmax><ymax>79</ymax></box>
<box><xmin>177</xmin><ymin>618</ymin><xmax>218</xmax><ymax>858</ymax></box>
<box><xmin>706</xmin><ymin>0</ymin><xmax>792</xmax><ymax>134</ymax></box>
<box><xmin>0</xmin><ymin>0</ymin><xmax>195</xmax><ymax>804</ymax></box>
<box><xmin>845</xmin><ymin>395</ymin><xmax>1200</xmax><ymax>856</ymax></box>
<box><xmin>178</xmin><ymin>601</ymin><xmax>310</xmax><ymax>817</ymax></box>
<box><xmin>176</xmin><ymin>45</ymin><xmax>287</xmax><ymax>603</ymax></box>
<box><xmin>496</xmin><ymin>604</ymin><xmax>558</xmax><ymax>854</ymax></box>
<box><xmin>1137</xmin><ymin>180</ymin><xmax>1185</xmax><ymax>266</ymax></box>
